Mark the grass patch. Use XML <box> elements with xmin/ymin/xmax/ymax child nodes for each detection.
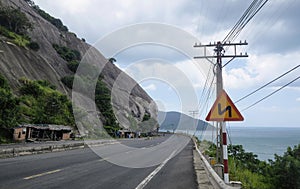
<box><xmin>0</xmin><ymin>26</ymin><xmax>30</xmax><ymax>47</ymax></box>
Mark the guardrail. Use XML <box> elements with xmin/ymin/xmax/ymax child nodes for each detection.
<box><xmin>193</xmin><ymin>138</ymin><xmax>241</xmax><ymax>189</ymax></box>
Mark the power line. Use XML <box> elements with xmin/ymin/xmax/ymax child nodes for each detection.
<box><xmin>223</xmin><ymin>0</ymin><xmax>269</xmax><ymax>43</ymax></box>
<box><xmin>198</xmin><ymin>63</ymin><xmax>214</xmax><ymax>108</ymax></box>
<box><xmin>199</xmin><ymin>78</ymin><xmax>215</xmax><ymax>118</ymax></box>
<box><xmin>235</xmin><ymin>64</ymin><xmax>300</xmax><ymax>103</ymax></box>
<box><xmin>232</xmin><ymin>0</ymin><xmax>268</xmax><ymax>41</ymax></box>
<box><xmin>220</xmin><ymin>0</ymin><xmax>268</xmax><ymax>67</ymax></box>
<box><xmin>223</xmin><ymin>0</ymin><xmax>257</xmax><ymax>42</ymax></box>
<box><xmin>242</xmin><ymin>76</ymin><xmax>300</xmax><ymax>111</ymax></box>
<box><xmin>232</xmin><ymin>0</ymin><xmax>297</xmax><ymax>59</ymax></box>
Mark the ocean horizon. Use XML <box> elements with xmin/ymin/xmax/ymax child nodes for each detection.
<box><xmin>196</xmin><ymin>126</ymin><xmax>300</xmax><ymax>161</ymax></box>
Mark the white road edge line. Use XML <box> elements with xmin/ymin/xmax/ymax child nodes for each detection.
<box><xmin>23</xmin><ymin>169</ymin><xmax>62</xmax><ymax>180</ymax></box>
<box><xmin>135</xmin><ymin>150</ymin><xmax>177</xmax><ymax>189</ymax></box>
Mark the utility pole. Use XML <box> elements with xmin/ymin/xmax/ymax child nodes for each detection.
<box><xmin>189</xmin><ymin>110</ymin><xmax>199</xmax><ymax>136</ymax></box>
<box><xmin>189</xmin><ymin>110</ymin><xmax>199</xmax><ymax>118</ymax></box>
<box><xmin>194</xmin><ymin>40</ymin><xmax>248</xmax><ymax>183</ymax></box>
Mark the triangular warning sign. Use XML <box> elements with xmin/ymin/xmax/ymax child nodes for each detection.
<box><xmin>206</xmin><ymin>90</ymin><xmax>244</xmax><ymax>121</ymax></box>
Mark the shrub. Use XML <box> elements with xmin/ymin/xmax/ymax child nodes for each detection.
<box><xmin>27</xmin><ymin>41</ymin><xmax>40</xmax><ymax>51</ymax></box>
<box><xmin>0</xmin><ymin>75</ymin><xmax>20</xmax><ymax>129</ymax></box>
<box><xmin>142</xmin><ymin>113</ymin><xmax>151</xmax><ymax>121</ymax></box>
<box><xmin>37</xmin><ymin>80</ymin><xmax>56</xmax><ymax>90</ymax></box>
<box><xmin>0</xmin><ymin>74</ymin><xmax>10</xmax><ymax>90</ymax></box>
<box><xmin>52</xmin><ymin>44</ymin><xmax>81</xmax><ymax>62</ymax></box>
<box><xmin>20</xmin><ymin>80</ymin><xmax>43</xmax><ymax>97</ymax></box>
<box><xmin>67</xmin><ymin>60</ymin><xmax>79</xmax><ymax>73</ymax></box>
<box><xmin>61</xmin><ymin>75</ymin><xmax>74</xmax><ymax>89</ymax></box>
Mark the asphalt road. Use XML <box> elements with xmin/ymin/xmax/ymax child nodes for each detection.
<box><xmin>0</xmin><ymin>134</ymin><xmax>197</xmax><ymax>189</ymax></box>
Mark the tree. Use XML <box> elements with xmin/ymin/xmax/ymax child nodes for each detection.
<box><xmin>0</xmin><ymin>74</ymin><xmax>10</xmax><ymax>90</ymax></box>
<box><xmin>32</xmin><ymin>5</ymin><xmax>68</xmax><ymax>32</ymax></box>
<box><xmin>228</xmin><ymin>144</ymin><xmax>260</xmax><ymax>172</ymax></box>
<box><xmin>269</xmin><ymin>145</ymin><xmax>300</xmax><ymax>189</ymax></box>
<box><xmin>0</xmin><ymin>89</ymin><xmax>20</xmax><ymax>128</ymax></box>
<box><xmin>108</xmin><ymin>57</ymin><xmax>116</xmax><ymax>64</ymax></box>
<box><xmin>0</xmin><ymin>75</ymin><xmax>20</xmax><ymax>129</ymax></box>
<box><xmin>0</xmin><ymin>5</ymin><xmax>32</xmax><ymax>34</ymax></box>
<box><xmin>23</xmin><ymin>0</ymin><xmax>35</xmax><ymax>7</ymax></box>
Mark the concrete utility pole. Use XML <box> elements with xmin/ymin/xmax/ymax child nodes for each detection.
<box><xmin>189</xmin><ymin>110</ymin><xmax>199</xmax><ymax>136</ymax></box>
<box><xmin>194</xmin><ymin>41</ymin><xmax>248</xmax><ymax>183</ymax></box>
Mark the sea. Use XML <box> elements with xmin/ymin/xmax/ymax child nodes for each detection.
<box><xmin>195</xmin><ymin>126</ymin><xmax>300</xmax><ymax>161</ymax></box>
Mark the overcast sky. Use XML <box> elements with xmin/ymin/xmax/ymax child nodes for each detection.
<box><xmin>34</xmin><ymin>0</ymin><xmax>300</xmax><ymax>127</ymax></box>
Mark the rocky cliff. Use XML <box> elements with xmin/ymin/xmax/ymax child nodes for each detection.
<box><xmin>0</xmin><ymin>0</ymin><xmax>158</xmax><ymax>132</ymax></box>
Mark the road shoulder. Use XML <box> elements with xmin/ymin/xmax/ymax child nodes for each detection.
<box><xmin>193</xmin><ymin>148</ymin><xmax>220</xmax><ymax>189</ymax></box>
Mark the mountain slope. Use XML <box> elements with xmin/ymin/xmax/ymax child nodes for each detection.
<box><xmin>0</xmin><ymin>0</ymin><xmax>158</xmax><ymax>133</ymax></box>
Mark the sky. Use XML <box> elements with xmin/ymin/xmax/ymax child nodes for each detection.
<box><xmin>34</xmin><ymin>0</ymin><xmax>300</xmax><ymax>127</ymax></box>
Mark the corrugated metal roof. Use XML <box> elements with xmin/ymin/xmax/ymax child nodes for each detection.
<box><xmin>15</xmin><ymin>124</ymin><xmax>72</xmax><ymax>131</ymax></box>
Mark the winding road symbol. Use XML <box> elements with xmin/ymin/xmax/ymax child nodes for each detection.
<box><xmin>206</xmin><ymin>90</ymin><xmax>244</xmax><ymax>121</ymax></box>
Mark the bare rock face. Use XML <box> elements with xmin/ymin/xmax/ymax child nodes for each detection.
<box><xmin>0</xmin><ymin>0</ymin><xmax>158</xmax><ymax>131</ymax></box>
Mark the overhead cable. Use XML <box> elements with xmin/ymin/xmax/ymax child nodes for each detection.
<box><xmin>223</xmin><ymin>0</ymin><xmax>269</xmax><ymax>43</ymax></box>
<box><xmin>235</xmin><ymin>64</ymin><xmax>300</xmax><ymax>103</ymax></box>
<box><xmin>242</xmin><ymin>76</ymin><xmax>300</xmax><ymax>111</ymax></box>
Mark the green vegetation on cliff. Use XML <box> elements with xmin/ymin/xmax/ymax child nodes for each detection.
<box><xmin>0</xmin><ymin>3</ymin><xmax>39</xmax><ymax>50</ymax></box>
<box><xmin>52</xmin><ymin>44</ymin><xmax>81</xmax><ymax>62</ymax></box>
<box><xmin>0</xmin><ymin>75</ymin><xmax>75</xmax><ymax>142</ymax></box>
<box><xmin>52</xmin><ymin>44</ymin><xmax>120</xmax><ymax>136</ymax></box>
<box><xmin>19</xmin><ymin>78</ymin><xmax>75</xmax><ymax>126</ymax></box>
<box><xmin>95</xmin><ymin>79</ymin><xmax>120</xmax><ymax>135</ymax></box>
<box><xmin>0</xmin><ymin>75</ymin><xmax>20</xmax><ymax>129</ymax></box>
<box><xmin>0</xmin><ymin>3</ymin><xmax>32</xmax><ymax>35</ymax></box>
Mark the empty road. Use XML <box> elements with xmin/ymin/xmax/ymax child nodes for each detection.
<box><xmin>0</xmin><ymin>134</ymin><xmax>197</xmax><ymax>189</ymax></box>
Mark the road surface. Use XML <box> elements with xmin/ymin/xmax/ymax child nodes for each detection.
<box><xmin>0</xmin><ymin>134</ymin><xmax>197</xmax><ymax>189</ymax></box>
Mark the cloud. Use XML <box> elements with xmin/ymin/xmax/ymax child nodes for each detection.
<box><xmin>122</xmin><ymin>60</ymin><xmax>200</xmax><ymax>112</ymax></box>
<box><xmin>142</xmin><ymin>83</ymin><xmax>157</xmax><ymax>91</ymax></box>
<box><xmin>238</xmin><ymin>1</ymin><xmax>300</xmax><ymax>54</ymax></box>
<box><xmin>125</xmin><ymin>60</ymin><xmax>194</xmax><ymax>88</ymax></box>
<box><xmin>223</xmin><ymin>52</ymin><xmax>300</xmax><ymax>89</ymax></box>
<box><xmin>174</xmin><ymin>59</ymin><xmax>211</xmax><ymax>89</ymax></box>
<box><xmin>296</xmin><ymin>98</ymin><xmax>300</xmax><ymax>102</ymax></box>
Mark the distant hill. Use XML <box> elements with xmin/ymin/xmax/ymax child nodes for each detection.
<box><xmin>158</xmin><ymin>111</ymin><xmax>214</xmax><ymax>132</ymax></box>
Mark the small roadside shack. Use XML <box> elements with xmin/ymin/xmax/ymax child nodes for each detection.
<box><xmin>12</xmin><ymin>124</ymin><xmax>73</xmax><ymax>142</ymax></box>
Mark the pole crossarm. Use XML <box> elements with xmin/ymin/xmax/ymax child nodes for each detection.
<box><xmin>194</xmin><ymin>54</ymin><xmax>248</xmax><ymax>59</ymax></box>
<box><xmin>194</xmin><ymin>41</ymin><xmax>248</xmax><ymax>60</ymax></box>
<box><xmin>194</xmin><ymin>41</ymin><xmax>248</xmax><ymax>47</ymax></box>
